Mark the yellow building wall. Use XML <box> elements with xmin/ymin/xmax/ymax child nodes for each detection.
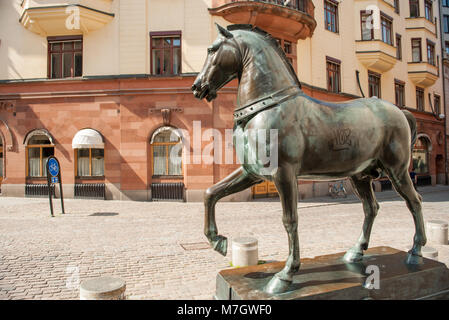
<box><xmin>0</xmin><ymin>1</ymin><xmax>47</xmax><ymax>80</ymax></box>
<box><xmin>298</xmin><ymin>0</ymin><xmax>443</xmax><ymax>113</ymax></box>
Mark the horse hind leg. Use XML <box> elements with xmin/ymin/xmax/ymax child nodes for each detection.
<box><xmin>204</xmin><ymin>167</ymin><xmax>261</xmax><ymax>256</ymax></box>
<box><xmin>383</xmin><ymin>165</ymin><xmax>426</xmax><ymax>264</ymax></box>
<box><xmin>344</xmin><ymin>175</ymin><xmax>379</xmax><ymax>263</ymax></box>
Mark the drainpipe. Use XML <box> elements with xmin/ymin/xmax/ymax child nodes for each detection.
<box><xmin>438</xmin><ymin>1</ymin><xmax>449</xmax><ymax>185</ymax></box>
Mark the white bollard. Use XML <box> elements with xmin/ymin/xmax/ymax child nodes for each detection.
<box><xmin>80</xmin><ymin>276</ymin><xmax>126</xmax><ymax>300</ymax></box>
<box><xmin>421</xmin><ymin>246</ymin><xmax>438</xmax><ymax>261</ymax></box>
<box><xmin>232</xmin><ymin>237</ymin><xmax>258</xmax><ymax>267</ymax></box>
<box><xmin>426</xmin><ymin>220</ymin><xmax>448</xmax><ymax>245</ymax></box>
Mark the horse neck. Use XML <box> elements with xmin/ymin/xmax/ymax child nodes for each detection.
<box><xmin>237</xmin><ymin>40</ymin><xmax>298</xmax><ymax>108</ymax></box>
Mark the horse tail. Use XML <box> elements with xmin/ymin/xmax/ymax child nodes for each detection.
<box><xmin>402</xmin><ymin>110</ymin><xmax>417</xmax><ymax>152</ymax></box>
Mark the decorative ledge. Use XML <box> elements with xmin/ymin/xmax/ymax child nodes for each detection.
<box><xmin>20</xmin><ymin>5</ymin><xmax>114</xmax><ymax>36</ymax></box>
<box><xmin>405</xmin><ymin>17</ymin><xmax>437</xmax><ymax>37</ymax></box>
<box><xmin>408</xmin><ymin>62</ymin><xmax>439</xmax><ymax>87</ymax></box>
<box><xmin>355</xmin><ymin>40</ymin><xmax>397</xmax><ymax>73</ymax></box>
<box><xmin>209</xmin><ymin>0</ymin><xmax>316</xmax><ymax>40</ymax></box>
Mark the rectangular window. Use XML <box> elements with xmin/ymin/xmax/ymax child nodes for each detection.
<box><xmin>324</xmin><ymin>0</ymin><xmax>339</xmax><ymax>33</ymax></box>
<box><xmin>395</xmin><ymin>80</ymin><xmax>405</xmax><ymax>107</ymax></box>
<box><xmin>416</xmin><ymin>87</ymin><xmax>425</xmax><ymax>111</ymax></box>
<box><xmin>445</xmin><ymin>41</ymin><xmax>449</xmax><ymax>54</ymax></box>
<box><xmin>48</xmin><ymin>36</ymin><xmax>82</xmax><ymax>79</ymax></box>
<box><xmin>394</xmin><ymin>0</ymin><xmax>400</xmax><ymax>14</ymax></box>
<box><xmin>445</xmin><ymin>16</ymin><xmax>449</xmax><ymax>33</ymax></box>
<box><xmin>425</xmin><ymin>0</ymin><xmax>433</xmax><ymax>21</ymax></box>
<box><xmin>444</xmin><ymin>0</ymin><xmax>449</xmax><ymax>7</ymax></box>
<box><xmin>412</xmin><ymin>38</ymin><xmax>422</xmax><ymax>62</ymax></box>
<box><xmin>150</xmin><ymin>32</ymin><xmax>182</xmax><ymax>76</ymax></box>
<box><xmin>326</xmin><ymin>57</ymin><xmax>341</xmax><ymax>93</ymax></box>
<box><xmin>427</xmin><ymin>40</ymin><xmax>435</xmax><ymax>66</ymax></box>
<box><xmin>409</xmin><ymin>0</ymin><xmax>420</xmax><ymax>18</ymax></box>
<box><xmin>434</xmin><ymin>95</ymin><xmax>441</xmax><ymax>115</ymax></box>
<box><xmin>76</xmin><ymin>148</ymin><xmax>104</xmax><ymax>177</ymax></box>
<box><xmin>368</xmin><ymin>71</ymin><xmax>381</xmax><ymax>98</ymax></box>
<box><xmin>361</xmin><ymin>11</ymin><xmax>374</xmax><ymax>41</ymax></box>
<box><xmin>381</xmin><ymin>14</ymin><xmax>393</xmax><ymax>45</ymax></box>
<box><xmin>396</xmin><ymin>34</ymin><xmax>402</xmax><ymax>60</ymax></box>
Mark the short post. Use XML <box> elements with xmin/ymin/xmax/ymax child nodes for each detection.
<box><xmin>426</xmin><ymin>220</ymin><xmax>448</xmax><ymax>245</ymax></box>
<box><xmin>421</xmin><ymin>247</ymin><xmax>438</xmax><ymax>261</ymax></box>
<box><xmin>232</xmin><ymin>237</ymin><xmax>258</xmax><ymax>267</ymax></box>
<box><xmin>79</xmin><ymin>277</ymin><xmax>126</xmax><ymax>300</ymax></box>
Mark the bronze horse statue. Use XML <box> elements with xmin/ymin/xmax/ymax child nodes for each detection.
<box><xmin>191</xmin><ymin>24</ymin><xmax>426</xmax><ymax>294</ymax></box>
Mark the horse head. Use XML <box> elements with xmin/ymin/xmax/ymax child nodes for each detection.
<box><xmin>191</xmin><ymin>24</ymin><xmax>242</xmax><ymax>102</ymax></box>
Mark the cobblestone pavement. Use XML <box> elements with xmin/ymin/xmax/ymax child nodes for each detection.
<box><xmin>1</xmin><ymin>185</ymin><xmax>448</xmax><ymax>300</ymax></box>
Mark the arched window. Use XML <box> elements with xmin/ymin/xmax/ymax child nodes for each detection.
<box><xmin>413</xmin><ymin>137</ymin><xmax>430</xmax><ymax>174</ymax></box>
<box><xmin>25</xmin><ymin>131</ymin><xmax>54</xmax><ymax>177</ymax></box>
<box><xmin>150</xmin><ymin>127</ymin><xmax>182</xmax><ymax>176</ymax></box>
<box><xmin>72</xmin><ymin>129</ymin><xmax>105</xmax><ymax>177</ymax></box>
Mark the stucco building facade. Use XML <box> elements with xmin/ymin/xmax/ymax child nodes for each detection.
<box><xmin>0</xmin><ymin>0</ymin><xmax>447</xmax><ymax>201</ymax></box>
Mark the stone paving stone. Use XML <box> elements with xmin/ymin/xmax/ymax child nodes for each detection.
<box><xmin>0</xmin><ymin>185</ymin><xmax>448</xmax><ymax>299</ymax></box>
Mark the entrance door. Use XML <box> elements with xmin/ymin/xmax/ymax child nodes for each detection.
<box><xmin>252</xmin><ymin>181</ymin><xmax>278</xmax><ymax>198</ymax></box>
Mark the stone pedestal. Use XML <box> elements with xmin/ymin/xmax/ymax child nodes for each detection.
<box><xmin>421</xmin><ymin>246</ymin><xmax>438</xmax><ymax>260</ymax></box>
<box><xmin>232</xmin><ymin>237</ymin><xmax>258</xmax><ymax>267</ymax></box>
<box><xmin>426</xmin><ymin>220</ymin><xmax>448</xmax><ymax>245</ymax></box>
<box><xmin>216</xmin><ymin>246</ymin><xmax>449</xmax><ymax>300</ymax></box>
<box><xmin>80</xmin><ymin>276</ymin><xmax>126</xmax><ymax>300</ymax></box>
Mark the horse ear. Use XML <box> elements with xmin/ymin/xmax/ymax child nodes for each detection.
<box><xmin>216</xmin><ymin>23</ymin><xmax>233</xmax><ymax>39</ymax></box>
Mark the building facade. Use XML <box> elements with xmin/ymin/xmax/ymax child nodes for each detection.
<box><xmin>0</xmin><ymin>0</ymin><xmax>447</xmax><ymax>201</ymax></box>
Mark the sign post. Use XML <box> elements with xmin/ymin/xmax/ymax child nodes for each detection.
<box><xmin>46</xmin><ymin>156</ymin><xmax>65</xmax><ymax>217</ymax></box>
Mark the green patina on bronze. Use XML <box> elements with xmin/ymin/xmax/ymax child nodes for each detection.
<box><xmin>192</xmin><ymin>24</ymin><xmax>426</xmax><ymax>295</ymax></box>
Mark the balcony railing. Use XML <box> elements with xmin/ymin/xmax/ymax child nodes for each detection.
<box><xmin>231</xmin><ymin>0</ymin><xmax>309</xmax><ymax>13</ymax></box>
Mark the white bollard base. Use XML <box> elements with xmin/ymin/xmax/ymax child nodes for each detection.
<box><xmin>80</xmin><ymin>276</ymin><xmax>126</xmax><ymax>300</ymax></box>
<box><xmin>426</xmin><ymin>220</ymin><xmax>448</xmax><ymax>245</ymax></box>
<box><xmin>421</xmin><ymin>246</ymin><xmax>438</xmax><ymax>261</ymax></box>
<box><xmin>232</xmin><ymin>237</ymin><xmax>258</xmax><ymax>267</ymax></box>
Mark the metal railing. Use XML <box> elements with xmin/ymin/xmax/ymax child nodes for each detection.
<box><xmin>151</xmin><ymin>183</ymin><xmax>185</xmax><ymax>201</ymax></box>
<box><xmin>25</xmin><ymin>184</ymin><xmax>55</xmax><ymax>197</ymax></box>
<box><xmin>74</xmin><ymin>183</ymin><xmax>105</xmax><ymax>199</ymax></box>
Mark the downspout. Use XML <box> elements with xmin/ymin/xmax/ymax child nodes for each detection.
<box><xmin>356</xmin><ymin>70</ymin><xmax>365</xmax><ymax>98</ymax></box>
<box><xmin>438</xmin><ymin>1</ymin><xmax>449</xmax><ymax>185</ymax></box>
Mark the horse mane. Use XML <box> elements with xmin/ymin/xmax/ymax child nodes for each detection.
<box><xmin>227</xmin><ymin>24</ymin><xmax>302</xmax><ymax>89</ymax></box>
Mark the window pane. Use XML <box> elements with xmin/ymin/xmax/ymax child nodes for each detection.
<box><xmin>28</xmin><ymin>134</ymin><xmax>51</xmax><ymax>145</ymax></box>
<box><xmin>152</xmin><ymin>49</ymin><xmax>162</xmax><ymax>75</ymax></box>
<box><xmin>168</xmin><ymin>144</ymin><xmax>182</xmax><ymax>175</ymax></box>
<box><xmin>152</xmin><ymin>38</ymin><xmax>163</xmax><ymax>47</ymax></box>
<box><xmin>91</xmin><ymin>149</ymin><xmax>104</xmax><ymax>176</ymax></box>
<box><xmin>163</xmin><ymin>49</ymin><xmax>170</xmax><ymax>75</ymax></box>
<box><xmin>173</xmin><ymin>47</ymin><xmax>181</xmax><ymax>74</ymax></box>
<box><xmin>51</xmin><ymin>43</ymin><xmax>62</xmax><ymax>51</ymax></box>
<box><xmin>63</xmin><ymin>42</ymin><xmax>73</xmax><ymax>51</ymax></box>
<box><xmin>153</xmin><ymin>145</ymin><xmax>167</xmax><ymax>175</ymax></box>
<box><xmin>164</xmin><ymin>38</ymin><xmax>171</xmax><ymax>47</ymax></box>
<box><xmin>42</xmin><ymin>147</ymin><xmax>54</xmax><ymax>177</ymax></box>
<box><xmin>63</xmin><ymin>52</ymin><xmax>72</xmax><ymax>78</ymax></box>
<box><xmin>28</xmin><ymin>148</ymin><xmax>40</xmax><ymax>177</ymax></box>
<box><xmin>51</xmin><ymin>53</ymin><xmax>62</xmax><ymax>78</ymax></box>
<box><xmin>154</xmin><ymin>130</ymin><xmax>179</xmax><ymax>143</ymax></box>
<box><xmin>74</xmin><ymin>41</ymin><xmax>82</xmax><ymax>50</ymax></box>
<box><xmin>74</xmin><ymin>53</ymin><xmax>82</xmax><ymax>77</ymax></box>
<box><xmin>77</xmin><ymin>149</ymin><xmax>90</xmax><ymax>176</ymax></box>
<box><xmin>173</xmin><ymin>37</ymin><xmax>181</xmax><ymax>46</ymax></box>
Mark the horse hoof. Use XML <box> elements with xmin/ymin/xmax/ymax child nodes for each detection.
<box><xmin>343</xmin><ymin>249</ymin><xmax>363</xmax><ymax>263</ymax></box>
<box><xmin>405</xmin><ymin>252</ymin><xmax>423</xmax><ymax>265</ymax></box>
<box><xmin>264</xmin><ymin>275</ymin><xmax>292</xmax><ymax>295</ymax></box>
<box><xmin>213</xmin><ymin>235</ymin><xmax>228</xmax><ymax>256</ymax></box>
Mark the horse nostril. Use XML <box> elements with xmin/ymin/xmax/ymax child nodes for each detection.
<box><xmin>191</xmin><ymin>84</ymin><xmax>197</xmax><ymax>91</ymax></box>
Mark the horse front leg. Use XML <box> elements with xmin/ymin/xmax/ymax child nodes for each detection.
<box><xmin>204</xmin><ymin>166</ymin><xmax>261</xmax><ymax>256</ymax></box>
<box><xmin>264</xmin><ymin>166</ymin><xmax>299</xmax><ymax>294</ymax></box>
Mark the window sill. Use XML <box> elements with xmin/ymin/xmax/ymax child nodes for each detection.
<box><xmin>75</xmin><ymin>176</ymin><xmax>105</xmax><ymax>180</ymax></box>
<box><xmin>152</xmin><ymin>175</ymin><xmax>183</xmax><ymax>179</ymax></box>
